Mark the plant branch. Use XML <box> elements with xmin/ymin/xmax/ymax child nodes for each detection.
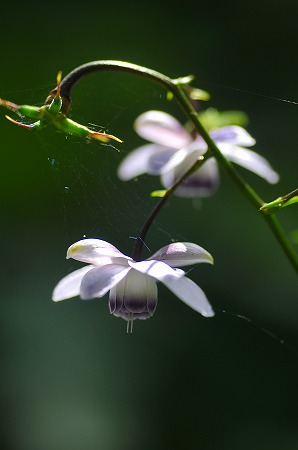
<box><xmin>53</xmin><ymin>60</ymin><xmax>297</xmax><ymax>272</ymax></box>
<box><xmin>132</xmin><ymin>153</ymin><xmax>211</xmax><ymax>261</ymax></box>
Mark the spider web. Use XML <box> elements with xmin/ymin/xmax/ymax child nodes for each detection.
<box><xmin>34</xmin><ymin>75</ymin><xmax>189</xmax><ymax>258</ymax></box>
<box><xmin>7</xmin><ymin>73</ymin><xmax>297</xmax><ymax>350</ymax></box>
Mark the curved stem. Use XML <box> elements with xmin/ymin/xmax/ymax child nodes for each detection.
<box><xmin>132</xmin><ymin>153</ymin><xmax>210</xmax><ymax>261</ymax></box>
<box><xmin>56</xmin><ymin>60</ymin><xmax>297</xmax><ymax>272</ymax></box>
<box><xmin>59</xmin><ymin>61</ymin><xmax>174</xmax><ymax>99</ymax></box>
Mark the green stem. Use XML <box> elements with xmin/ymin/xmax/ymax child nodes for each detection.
<box><xmin>264</xmin><ymin>214</ymin><xmax>298</xmax><ymax>270</ymax></box>
<box><xmin>171</xmin><ymin>84</ymin><xmax>264</xmax><ymax>208</ymax></box>
<box><xmin>56</xmin><ymin>60</ymin><xmax>297</xmax><ymax>272</ymax></box>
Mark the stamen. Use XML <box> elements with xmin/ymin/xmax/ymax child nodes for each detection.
<box><xmin>126</xmin><ymin>313</ymin><xmax>134</xmax><ymax>333</ymax></box>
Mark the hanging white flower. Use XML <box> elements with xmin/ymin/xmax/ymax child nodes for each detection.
<box><xmin>117</xmin><ymin>110</ymin><xmax>279</xmax><ymax>197</ymax></box>
<box><xmin>53</xmin><ymin>239</ymin><xmax>214</xmax><ymax>323</ymax></box>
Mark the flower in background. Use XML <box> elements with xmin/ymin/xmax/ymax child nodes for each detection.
<box><xmin>117</xmin><ymin>110</ymin><xmax>279</xmax><ymax>197</ymax></box>
<box><xmin>53</xmin><ymin>239</ymin><xmax>214</xmax><ymax>327</ymax></box>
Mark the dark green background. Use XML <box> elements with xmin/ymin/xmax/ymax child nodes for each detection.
<box><xmin>1</xmin><ymin>1</ymin><xmax>297</xmax><ymax>449</ymax></box>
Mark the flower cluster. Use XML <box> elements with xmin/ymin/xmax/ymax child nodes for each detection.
<box><xmin>118</xmin><ymin>110</ymin><xmax>279</xmax><ymax>197</ymax></box>
<box><xmin>52</xmin><ymin>107</ymin><xmax>280</xmax><ymax>329</ymax></box>
<box><xmin>1</xmin><ymin>63</ymin><xmax>292</xmax><ymax>330</ymax></box>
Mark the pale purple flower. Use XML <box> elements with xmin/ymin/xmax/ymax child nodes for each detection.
<box><xmin>117</xmin><ymin>110</ymin><xmax>279</xmax><ymax>197</ymax></box>
<box><xmin>52</xmin><ymin>239</ymin><xmax>214</xmax><ymax>323</ymax></box>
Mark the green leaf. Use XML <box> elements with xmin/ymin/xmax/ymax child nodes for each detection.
<box><xmin>175</xmin><ymin>74</ymin><xmax>195</xmax><ymax>85</ymax></box>
<box><xmin>284</xmin><ymin>196</ymin><xmax>298</xmax><ymax>207</ymax></box>
<box><xmin>260</xmin><ymin>195</ymin><xmax>298</xmax><ymax>214</ymax></box>
<box><xmin>150</xmin><ymin>190</ymin><xmax>167</xmax><ymax>198</ymax></box>
<box><xmin>188</xmin><ymin>87</ymin><xmax>211</xmax><ymax>101</ymax></box>
<box><xmin>199</xmin><ymin>108</ymin><xmax>249</xmax><ymax>131</ymax></box>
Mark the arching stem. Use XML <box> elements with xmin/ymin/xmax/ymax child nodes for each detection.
<box><xmin>132</xmin><ymin>153</ymin><xmax>210</xmax><ymax>261</ymax></box>
<box><xmin>52</xmin><ymin>60</ymin><xmax>297</xmax><ymax>272</ymax></box>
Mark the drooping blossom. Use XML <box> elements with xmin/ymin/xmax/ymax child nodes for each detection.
<box><xmin>117</xmin><ymin>110</ymin><xmax>279</xmax><ymax>197</ymax></box>
<box><xmin>52</xmin><ymin>239</ymin><xmax>214</xmax><ymax>324</ymax></box>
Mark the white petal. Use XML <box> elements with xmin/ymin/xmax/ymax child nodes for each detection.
<box><xmin>109</xmin><ymin>269</ymin><xmax>158</xmax><ymax>318</ymax></box>
<box><xmin>67</xmin><ymin>239</ymin><xmax>131</xmax><ymax>265</ymax></box>
<box><xmin>128</xmin><ymin>260</ymin><xmax>214</xmax><ymax>317</ymax></box>
<box><xmin>160</xmin><ymin>147</ymin><xmax>199</xmax><ymax>176</ymax></box>
<box><xmin>187</xmin><ymin>138</ymin><xmax>208</xmax><ymax>153</ymax></box>
<box><xmin>219</xmin><ymin>143</ymin><xmax>280</xmax><ymax>184</ymax></box>
<box><xmin>80</xmin><ymin>264</ymin><xmax>131</xmax><ymax>300</ymax></box>
<box><xmin>148</xmin><ymin>242</ymin><xmax>214</xmax><ymax>267</ymax></box>
<box><xmin>161</xmin><ymin>275</ymin><xmax>214</xmax><ymax>317</ymax></box>
<box><xmin>161</xmin><ymin>149</ymin><xmax>220</xmax><ymax>197</ymax></box>
<box><xmin>147</xmin><ymin>148</ymin><xmax>178</xmax><ymax>175</ymax></box>
<box><xmin>134</xmin><ymin>110</ymin><xmax>193</xmax><ymax>149</ymax></box>
<box><xmin>172</xmin><ymin>160</ymin><xmax>220</xmax><ymax>197</ymax></box>
<box><xmin>117</xmin><ymin>144</ymin><xmax>163</xmax><ymax>181</ymax></box>
<box><xmin>211</xmin><ymin>126</ymin><xmax>256</xmax><ymax>147</ymax></box>
<box><xmin>128</xmin><ymin>259</ymin><xmax>185</xmax><ymax>282</ymax></box>
<box><xmin>52</xmin><ymin>265</ymin><xmax>95</xmax><ymax>302</ymax></box>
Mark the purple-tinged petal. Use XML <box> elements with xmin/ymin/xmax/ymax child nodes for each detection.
<box><xmin>118</xmin><ymin>143</ymin><xmax>177</xmax><ymax>181</ymax></box>
<box><xmin>210</xmin><ymin>126</ymin><xmax>256</xmax><ymax>147</ymax></box>
<box><xmin>129</xmin><ymin>259</ymin><xmax>185</xmax><ymax>282</ymax></box>
<box><xmin>80</xmin><ymin>264</ymin><xmax>131</xmax><ymax>300</ymax></box>
<box><xmin>134</xmin><ymin>110</ymin><xmax>193</xmax><ymax>149</ymax></box>
<box><xmin>219</xmin><ymin>143</ymin><xmax>280</xmax><ymax>184</ymax></box>
<box><xmin>161</xmin><ymin>276</ymin><xmax>214</xmax><ymax>317</ymax></box>
<box><xmin>148</xmin><ymin>242</ymin><xmax>214</xmax><ymax>267</ymax></box>
<box><xmin>173</xmin><ymin>161</ymin><xmax>220</xmax><ymax>197</ymax></box>
<box><xmin>109</xmin><ymin>269</ymin><xmax>158</xmax><ymax>320</ymax></box>
<box><xmin>52</xmin><ymin>265</ymin><xmax>95</xmax><ymax>302</ymax></box>
<box><xmin>161</xmin><ymin>149</ymin><xmax>220</xmax><ymax>197</ymax></box>
<box><xmin>129</xmin><ymin>260</ymin><xmax>214</xmax><ymax>317</ymax></box>
<box><xmin>147</xmin><ymin>148</ymin><xmax>177</xmax><ymax>175</ymax></box>
<box><xmin>117</xmin><ymin>144</ymin><xmax>164</xmax><ymax>181</ymax></box>
<box><xmin>67</xmin><ymin>239</ymin><xmax>131</xmax><ymax>265</ymax></box>
<box><xmin>161</xmin><ymin>147</ymin><xmax>201</xmax><ymax>176</ymax></box>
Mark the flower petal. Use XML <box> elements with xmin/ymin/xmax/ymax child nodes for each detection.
<box><xmin>109</xmin><ymin>269</ymin><xmax>158</xmax><ymax>320</ymax></box>
<box><xmin>148</xmin><ymin>242</ymin><xmax>214</xmax><ymax>267</ymax></box>
<box><xmin>160</xmin><ymin>147</ymin><xmax>200</xmax><ymax>175</ymax></box>
<box><xmin>129</xmin><ymin>261</ymin><xmax>214</xmax><ymax>317</ymax></box>
<box><xmin>128</xmin><ymin>259</ymin><xmax>185</xmax><ymax>282</ymax></box>
<box><xmin>117</xmin><ymin>144</ymin><xmax>164</xmax><ymax>181</ymax></box>
<box><xmin>147</xmin><ymin>148</ymin><xmax>177</xmax><ymax>175</ymax></box>
<box><xmin>161</xmin><ymin>275</ymin><xmax>214</xmax><ymax>317</ymax></box>
<box><xmin>161</xmin><ymin>149</ymin><xmax>220</xmax><ymax>197</ymax></box>
<box><xmin>210</xmin><ymin>126</ymin><xmax>256</xmax><ymax>147</ymax></box>
<box><xmin>52</xmin><ymin>265</ymin><xmax>95</xmax><ymax>302</ymax></box>
<box><xmin>173</xmin><ymin>161</ymin><xmax>220</xmax><ymax>197</ymax></box>
<box><xmin>67</xmin><ymin>239</ymin><xmax>131</xmax><ymax>265</ymax></box>
<box><xmin>134</xmin><ymin>110</ymin><xmax>193</xmax><ymax>149</ymax></box>
<box><xmin>219</xmin><ymin>143</ymin><xmax>280</xmax><ymax>184</ymax></box>
<box><xmin>80</xmin><ymin>264</ymin><xmax>131</xmax><ymax>300</ymax></box>
<box><xmin>117</xmin><ymin>143</ymin><xmax>178</xmax><ymax>181</ymax></box>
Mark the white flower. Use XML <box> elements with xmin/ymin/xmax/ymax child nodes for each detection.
<box><xmin>52</xmin><ymin>239</ymin><xmax>214</xmax><ymax>322</ymax></box>
<box><xmin>117</xmin><ymin>110</ymin><xmax>279</xmax><ymax>197</ymax></box>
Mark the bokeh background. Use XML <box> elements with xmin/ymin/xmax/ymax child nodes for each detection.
<box><xmin>1</xmin><ymin>0</ymin><xmax>297</xmax><ymax>449</ymax></box>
